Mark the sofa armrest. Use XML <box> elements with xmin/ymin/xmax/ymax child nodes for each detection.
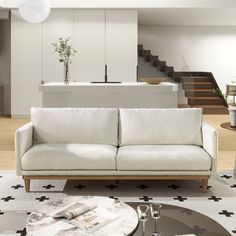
<box><xmin>202</xmin><ymin>122</ymin><xmax>218</xmax><ymax>175</ymax></box>
<box><xmin>15</xmin><ymin>122</ymin><xmax>33</xmax><ymax>175</ymax></box>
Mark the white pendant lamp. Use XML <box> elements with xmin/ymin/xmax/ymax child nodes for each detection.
<box><xmin>19</xmin><ymin>0</ymin><xmax>50</xmax><ymax>23</ymax></box>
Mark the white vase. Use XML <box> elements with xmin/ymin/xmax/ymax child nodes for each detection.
<box><xmin>228</xmin><ymin>106</ymin><xmax>236</xmax><ymax>127</ymax></box>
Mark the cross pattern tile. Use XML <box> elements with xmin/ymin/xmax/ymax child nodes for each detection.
<box><xmin>43</xmin><ymin>184</ymin><xmax>55</xmax><ymax>190</ymax></box>
<box><xmin>11</xmin><ymin>184</ymin><xmax>24</xmax><ymax>190</ymax></box>
<box><xmin>35</xmin><ymin>196</ymin><xmax>49</xmax><ymax>202</ymax></box>
<box><xmin>208</xmin><ymin>196</ymin><xmax>222</xmax><ymax>202</ymax></box>
<box><xmin>109</xmin><ymin>196</ymin><xmax>119</xmax><ymax>200</ymax></box>
<box><xmin>1</xmin><ymin>196</ymin><xmax>15</xmax><ymax>202</ymax></box>
<box><xmin>139</xmin><ymin>196</ymin><xmax>153</xmax><ymax>202</ymax></box>
<box><xmin>16</xmin><ymin>228</ymin><xmax>27</xmax><ymax>236</ymax></box>
<box><xmin>220</xmin><ymin>174</ymin><xmax>232</xmax><ymax>179</ymax></box>
<box><xmin>219</xmin><ymin>210</ymin><xmax>234</xmax><ymax>217</ymax></box>
<box><xmin>173</xmin><ymin>196</ymin><xmax>187</xmax><ymax>202</ymax></box>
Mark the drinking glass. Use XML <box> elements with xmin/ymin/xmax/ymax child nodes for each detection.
<box><xmin>150</xmin><ymin>203</ymin><xmax>162</xmax><ymax>236</ymax></box>
<box><xmin>137</xmin><ymin>205</ymin><xmax>150</xmax><ymax>236</ymax></box>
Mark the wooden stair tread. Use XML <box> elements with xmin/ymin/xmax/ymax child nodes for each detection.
<box><xmin>181</xmin><ymin>76</ymin><xmax>210</xmax><ymax>79</ymax></box>
<box><xmin>185</xmin><ymin>89</ymin><xmax>214</xmax><ymax>92</ymax></box>
<box><xmin>183</xmin><ymin>82</ymin><xmax>214</xmax><ymax>84</ymax></box>
<box><xmin>193</xmin><ymin>105</ymin><xmax>228</xmax><ymax>108</ymax></box>
<box><xmin>192</xmin><ymin>105</ymin><xmax>229</xmax><ymax>114</ymax></box>
<box><xmin>188</xmin><ymin>97</ymin><xmax>222</xmax><ymax>100</ymax></box>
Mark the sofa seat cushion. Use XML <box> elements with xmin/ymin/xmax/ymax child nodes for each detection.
<box><xmin>22</xmin><ymin>144</ymin><xmax>117</xmax><ymax>170</ymax></box>
<box><xmin>117</xmin><ymin>145</ymin><xmax>212</xmax><ymax>171</ymax></box>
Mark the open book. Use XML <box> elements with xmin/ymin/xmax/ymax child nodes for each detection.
<box><xmin>49</xmin><ymin>201</ymin><xmax>119</xmax><ymax>233</ymax></box>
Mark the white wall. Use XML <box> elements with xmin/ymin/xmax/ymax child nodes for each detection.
<box><xmin>11</xmin><ymin>12</ymin><xmax>42</xmax><ymax>117</ymax></box>
<box><xmin>0</xmin><ymin>20</ymin><xmax>11</xmax><ymax>115</ymax></box>
<box><xmin>139</xmin><ymin>26</ymin><xmax>236</xmax><ymax>93</ymax></box>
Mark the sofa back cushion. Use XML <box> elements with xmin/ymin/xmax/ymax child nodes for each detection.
<box><xmin>119</xmin><ymin>108</ymin><xmax>203</xmax><ymax>146</ymax></box>
<box><xmin>31</xmin><ymin>108</ymin><xmax>118</xmax><ymax>145</ymax></box>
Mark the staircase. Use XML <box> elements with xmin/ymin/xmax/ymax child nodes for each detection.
<box><xmin>138</xmin><ymin>45</ymin><xmax>228</xmax><ymax>114</ymax></box>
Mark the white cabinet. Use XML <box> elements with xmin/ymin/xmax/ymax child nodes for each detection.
<box><xmin>106</xmin><ymin>10</ymin><xmax>137</xmax><ymax>82</ymax></box>
<box><xmin>11</xmin><ymin>9</ymin><xmax>138</xmax><ymax>116</ymax></box>
<box><xmin>74</xmin><ymin>10</ymin><xmax>106</xmax><ymax>82</ymax></box>
<box><xmin>43</xmin><ymin>10</ymin><xmax>74</xmax><ymax>83</ymax></box>
<box><xmin>40</xmin><ymin>82</ymin><xmax>178</xmax><ymax>108</ymax></box>
<box><xmin>74</xmin><ymin>10</ymin><xmax>137</xmax><ymax>82</ymax></box>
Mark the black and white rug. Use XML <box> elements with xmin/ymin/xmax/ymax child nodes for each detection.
<box><xmin>0</xmin><ymin>171</ymin><xmax>236</xmax><ymax>235</ymax></box>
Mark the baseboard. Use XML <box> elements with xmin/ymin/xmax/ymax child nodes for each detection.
<box><xmin>11</xmin><ymin>115</ymin><xmax>30</xmax><ymax>119</ymax></box>
<box><xmin>0</xmin><ymin>114</ymin><xmax>11</xmax><ymax>118</ymax></box>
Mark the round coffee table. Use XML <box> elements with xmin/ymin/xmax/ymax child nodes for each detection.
<box><xmin>127</xmin><ymin>202</ymin><xmax>231</xmax><ymax>236</ymax></box>
<box><xmin>26</xmin><ymin>196</ymin><xmax>138</xmax><ymax>236</ymax></box>
<box><xmin>26</xmin><ymin>198</ymin><xmax>231</xmax><ymax>236</ymax></box>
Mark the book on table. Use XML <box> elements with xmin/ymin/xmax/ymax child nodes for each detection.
<box><xmin>49</xmin><ymin>200</ymin><xmax>119</xmax><ymax>232</ymax></box>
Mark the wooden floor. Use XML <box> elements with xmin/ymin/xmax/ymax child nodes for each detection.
<box><xmin>0</xmin><ymin>115</ymin><xmax>235</xmax><ymax>171</ymax></box>
<box><xmin>202</xmin><ymin>115</ymin><xmax>236</xmax><ymax>170</ymax></box>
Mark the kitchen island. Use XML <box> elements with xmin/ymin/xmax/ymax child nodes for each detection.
<box><xmin>39</xmin><ymin>82</ymin><xmax>178</xmax><ymax>108</ymax></box>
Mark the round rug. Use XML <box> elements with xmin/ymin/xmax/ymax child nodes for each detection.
<box><xmin>220</xmin><ymin>122</ymin><xmax>236</xmax><ymax>131</ymax></box>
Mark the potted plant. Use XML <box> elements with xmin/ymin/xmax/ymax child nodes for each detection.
<box><xmin>52</xmin><ymin>37</ymin><xmax>77</xmax><ymax>84</ymax></box>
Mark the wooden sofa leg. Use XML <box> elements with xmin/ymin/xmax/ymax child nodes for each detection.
<box><xmin>202</xmin><ymin>179</ymin><xmax>208</xmax><ymax>192</ymax></box>
<box><xmin>24</xmin><ymin>178</ymin><xmax>30</xmax><ymax>192</ymax></box>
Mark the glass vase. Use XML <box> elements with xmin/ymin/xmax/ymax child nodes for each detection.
<box><xmin>64</xmin><ymin>62</ymin><xmax>69</xmax><ymax>84</ymax></box>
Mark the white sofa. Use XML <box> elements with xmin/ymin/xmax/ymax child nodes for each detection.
<box><xmin>15</xmin><ymin>107</ymin><xmax>218</xmax><ymax>192</ymax></box>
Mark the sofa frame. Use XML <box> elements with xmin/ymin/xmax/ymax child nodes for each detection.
<box><xmin>23</xmin><ymin>175</ymin><xmax>209</xmax><ymax>193</ymax></box>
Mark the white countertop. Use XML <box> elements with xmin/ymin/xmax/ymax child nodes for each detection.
<box><xmin>40</xmin><ymin>81</ymin><xmax>178</xmax><ymax>108</ymax></box>
<box><xmin>39</xmin><ymin>82</ymin><xmax>178</xmax><ymax>92</ymax></box>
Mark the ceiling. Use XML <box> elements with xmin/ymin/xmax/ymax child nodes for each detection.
<box><xmin>2</xmin><ymin>0</ymin><xmax>236</xmax><ymax>26</ymax></box>
<box><xmin>138</xmin><ymin>8</ymin><xmax>236</xmax><ymax>26</ymax></box>
<box><xmin>2</xmin><ymin>0</ymin><xmax>236</xmax><ymax>9</ymax></box>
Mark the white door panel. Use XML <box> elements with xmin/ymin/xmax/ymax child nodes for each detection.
<box><xmin>74</xmin><ymin>10</ymin><xmax>105</xmax><ymax>82</ymax></box>
<box><xmin>11</xmin><ymin>10</ymin><xmax>42</xmax><ymax>116</ymax></box>
<box><xmin>106</xmin><ymin>10</ymin><xmax>137</xmax><ymax>82</ymax></box>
